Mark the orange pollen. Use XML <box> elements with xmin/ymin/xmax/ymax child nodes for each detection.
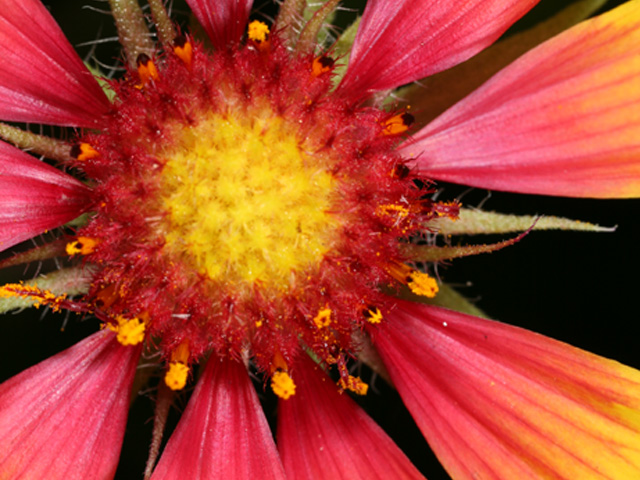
<box><xmin>313</xmin><ymin>307</ymin><xmax>332</xmax><ymax>328</ymax></box>
<box><xmin>387</xmin><ymin>262</ymin><xmax>439</xmax><ymax>298</ymax></box>
<box><xmin>136</xmin><ymin>53</ymin><xmax>159</xmax><ymax>85</ymax></box>
<box><xmin>271</xmin><ymin>371</ymin><xmax>296</xmax><ymax>399</ymax></box>
<box><xmin>164</xmin><ymin>340</ymin><xmax>191</xmax><ymax>390</ymax></box>
<box><xmin>363</xmin><ymin>306</ymin><xmax>383</xmax><ymax>324</ymax></box>
<box><xmin>173</xmin><ymin>35</ymin><xmax>193</xmax><ymax>67</ymax></box>
<box><xmin>171</xmin><ymin>340</ymin><xmax>190</xmax><ymax>364</ymax></box>
<box><xmin>381</xmin><ymin>111</ymin><xmax>414</xmax><ymax>135</ymax></box>
<box><xmin>311</xmin><ymin>55</ymin><xmax>334</xmax><ymax>77</ymax></box>
<box><xmin>271</xmin><ymin>351</ymin><xmax>290</xmax><ymax>374</ymax></box>
<box><xmin>70</xmin><ymin>142</ymin><xmax>100</xmax><ymax>161</ymax></box>
<box><xmin>108</xmin><ymin>315</ymin><xmax>146</xmax><ymax>346</ymax></box>
<box><xmin>65</xmin><ymin>236</ymin><xmax>99</xmax><ymax>256</ymax></box>
<box><xmin>0</xmin><ymin>283</ymin><xmax>67</xmax><ymax>312</ymax></box>
<box><xmin>338</xmin><ymin>375</ymin><xmax>369</xmax><ymax>395</ymax></box>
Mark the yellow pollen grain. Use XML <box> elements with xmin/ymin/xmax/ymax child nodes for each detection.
<box><xmin>110</xmin><ymin>316</ymin><xmax>146</xmax><ymax>346</ymax></box>
<box><xmin>271</xmin><ymin>371</ymin><xmax>296</xmax><ymax>399</ymax></box>
<box><xmin>408</xmin><ymin>271</ymin><xmax>439</xmax><ymax>298</ymax></box>
<box><xmin>0</xmin><ymin>283</ymin><xmax>66</xmax><ymax>311</ymax></box>
<box><xmin>339</xmin><ymin>375</ymin><xmax>369</xmax><ymax>395</ymax></box>
<box><xmin>137</xmin><ymin>56</ymin><xmax>159</xmax><ymax>86</ymax></box>
<box><xmin>160</xmin><ymin>114</ymin><xmax>337</xmax><ymax>287</ymax></box>
<box><xmin>364</xmin><ymin>306</ymin><xmax>383</xmax><ymax>324</ymax></box>
<box><xmin>381</xmin><ymin>112</ymin><xmax>414</xmax><ymax>136</ymax></box>
<box><xmin>377</xmin><ymin>203</ymin><xmax>409</xmax><ymax>219</ymax></box>
<box><xmin>165</xmin><ymin>362</ymin><xmax>190</xmax><ymax>390</ymax></box>
<box><xmin>174</xmin><ymin>40</ymin><xmax>193</xmax><ymax>67</ymax></box>
<box><xmin>66</xmin><ymin>236</ymin><xmax>99</xmax><ymax>256</ymax></box>
<box><xmin>74</xmin><ymin>142</ymin><xmax>99</xmax><ymax>161</ymax></box>
<box><xmin>313</xmin><ymin>307</ymin><xmax>332</xmax><ymax>328</ymax></box>
<box><xmin>248</xmin><ymin>20</ymin><xmax>269</xmax><ymax>43</ymax></box>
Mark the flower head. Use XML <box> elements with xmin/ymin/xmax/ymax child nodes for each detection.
<box><xmin>1</xmin><ymin>0</ymin><xmax>640</xmax><ymax>478</ymax></box>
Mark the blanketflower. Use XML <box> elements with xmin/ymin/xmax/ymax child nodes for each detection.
<box><xmin>0</xmin><ymin>0</ymin><xmax>639</xmax><ymax>478</ymax></box>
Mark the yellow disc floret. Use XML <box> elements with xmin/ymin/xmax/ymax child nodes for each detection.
<box><xmin>160</xmin><ymin>113</ymin><xmax>336</xmax><ymax>287</ymax></box>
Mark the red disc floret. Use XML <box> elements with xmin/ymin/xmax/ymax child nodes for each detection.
<box><xmin>69</xmin><ymin>32</ymin><xmax>429</xmax><ymax>374</ymax></box>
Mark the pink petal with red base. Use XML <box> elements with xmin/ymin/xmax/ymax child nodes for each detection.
<box><xmin>151</xmin><ymin>357</ymin><xmax>285</xmax><ymax>480</ymax></box>
<box><xmin>373</xmin><ymin>299</ymin><xmax>640</xmax><ymax>479</ymax></box>
<box><xmin>0</xmin><ymin>331</ymin><xmax>141</xmax><ymax>480</ymax></box>
<box><xmin>403</xmin><ymin>1</ymin><xmax>640</xmax><ymax>198</ymax></box>
<box><xmin>277</xmin><ymin>355</ymin><xmax>425</xmax><ymax>480</ymax></box>
<box><xmin>185</xmin><ymin>0</ymin><xmax>253</xmax><ymax>50</ymax></box>
<box><xmin>338</xmin><ymin>0</ymin><xmax>538</xmax><ymax>98</ymax></box>
<box><xmin>0</xmin><ymin>141</ymin><xmax>91</xmax><ymax>252</ymax></box>
<box><xmin>0</xmin><ymin>0</ymin><xmax>111</xmax><ymax>127</ymax></box>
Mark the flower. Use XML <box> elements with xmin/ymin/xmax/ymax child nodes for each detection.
<box><xmin>0</xmin><ymin>0</ymin><xmax>640</xmax><ymax>478</ymax></box>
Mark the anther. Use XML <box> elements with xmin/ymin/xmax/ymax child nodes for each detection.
<box><xmin>387</xmin><ymin>263</ymin><xmax>439</xmax><ymax>298</ymax></box>
<box><xmin>391</xmin><ymin>163</ymin><xmax>411</xmax><ymax>179</ymax></box>
<box><xmin>363</xmin><ymin>305</ymin><xmax>383</xmax><ymax>324</ymax></box>
<box><xmin>313</xmin><ymin>306</ymin><xmax>332</xmax><ymax>328</ymax></box>
<box><xmin>247</xmin><ymin>20</ymin><xmax>270</xmax><ymax>51</ymax></box>
<box><xmin>136</xmin><ymin>53</ymin><xmax>159</xmax><ymax>85</ymax></box>
<box><xmin>248</xmin><ymin>20</ymin><xmax>270</xmax><ymax>43</ymax></box>
<box><xmin>165</xmin><ymin>341</ymin><xmax>191</xmax><ymax>390</ymax></box>
<box><xmin>338</xmin><ymin>375</ymin><xmax>369</xmax><ymax>395</ymax></box>
<box><xmin>70</xmin><ymin>142</ymin><xmax>99</xmax><ymax>161</ymax></box>
<box><xmin>311</xmin><ymin>55</ymin><xmax>334</xmax><ymax>77</ymax></box>
<box><xmin>173</xmin><ymin>34</ymin><xmax>193</xmax><ymax>67</ymax></box>
<box><xmin>407</xmin><ymin>270</ymin><xmax>438</xmax><ymax>298</ymax></box>
<box><xmin>271</xmin><ymin>370</ymin><xmax>296</xmax><ymax>399</ymax></box>
<box><xmin>381</xmin><ymin>111</ymin><xmax>415</xmax><ymax>136</ymax></box>
<box><xmin>109</xmin><ymin>315</ymin><xmax>146</xmax><ymax>346</ymax></box>
<box><xmin>66</xmin><ymin>236</ymin><xmax>99</xmax><ymax>256</ymax></box>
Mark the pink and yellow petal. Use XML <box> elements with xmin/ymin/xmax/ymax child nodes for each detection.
<box><xmin>277</xmin><ymin>355</ymin><xmax>425</xmax><ymax>480</ymax></box>
<box><xmin>0</xmin><ymin>0</ymin><xmax>111</xmax><ymax>127</ymax></box>
<box><xmin>151</xmin><ymin>357</ymin><xmax>286</xmax><ymax>480</ymax></box>
<box><xmin>0</xmin><ymin>141</ymin><xmax>91</xmax><ymax>252</ymax></box>
<box><xmin>185</xmin><ymin>0</ymin><xmax>253</xmax><ymax>50</ymax></box>
<box><xmin>372</xmin><ymin>299</ymin><xmax>640</xmax><ymax>479</ymax></box>
<box><xmin>0</xmin><ymin>330</ymin><xmax>141</xmax><ymax>479</ymax></box>
<box><xmin>403</xmin><ymin>1</ymin><xmax>640</xmax><ymax>198</ymax></box>
<box><xmin>338</xmin><ymin>0</ymin><xmax>538</xmax><ymax>98</ymax></box>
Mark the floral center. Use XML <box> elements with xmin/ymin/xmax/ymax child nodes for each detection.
<box><xmin>61</xmin><ymin>26</ymin><xmax>445</xmax><ymax>396</ymax></box>
<box><xmin>160</xmin><ymin>113</ymin><xmax>336</xmax><ymax>286</ymax></box>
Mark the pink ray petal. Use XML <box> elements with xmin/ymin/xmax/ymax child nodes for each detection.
<box><xmin>185</xmin><ymin>0</ymin><xmax>253</xmax><ymax>50</ymax></box>
<box><xmin>402</xmin><ymin>1</ymin><xmax>640</xmax><ymax>198</ymax></box>
<box><xmin>338</xmin><ymin>0</ymin><xmax>538</xmax><ymax>98</ymax></box>
<box><xmin>373</xmin><ymin>299</ymin><xmax>640</xmax><ymax>479</ymax></box>
<box><xmin>151</xmin><ymin>357</ymin><xmax>285</xmax><ymax>480</ymax></box>
<box><xmin>277</xmin><ymin>355</ymin><xmax>425</xmax><ymax>480</ymax></box>
<box><xmin>0</xmin><ymin>141</ymin><xmax>91</xmax><ymax>252</ymax></box>
<box><xmin>0</xmin><ymin>330</ymin><xmax>141</xmax><ymax>479</ymax></box>
<box><xmin>0</xmin><ymin>0</ymin><xmax>111</xmax><ymax>127</ymax></box>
